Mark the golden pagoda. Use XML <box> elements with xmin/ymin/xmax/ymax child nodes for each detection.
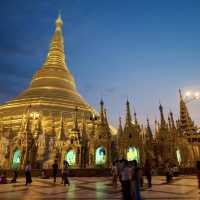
<box><xmin>179</xmin><ymin>89</ymin><xmax>197</xmax><ymax>136</ymax></box>
<box><xmin>178</xmin><ymin>89</ymin><xmax>200</xmax><ymax>162</ymax></box>
<box><xmin>0</xmin><ymin>15</ymin><xmax>199</xmax><ymax>170</ymax></box>
<box><xmin>0</xmin><ymin>15</ymin><xmax>102</xmax><ymax>169</ymax></box>
<box><xmin>0</xmin><ymin>14</ymin><xmax>93</xmax><ymax>118</ymax></box>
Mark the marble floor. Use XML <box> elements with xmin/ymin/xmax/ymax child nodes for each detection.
<box><xmin>0</xmin><ymin>176</ymin><xmax>199</xmax><ymax>199</ymax></box>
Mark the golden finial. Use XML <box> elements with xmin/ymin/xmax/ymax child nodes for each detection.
<box><xmin>56</xmin><ymin>12</ymin><xmax>63</xmax><ymax>30</ymax></box>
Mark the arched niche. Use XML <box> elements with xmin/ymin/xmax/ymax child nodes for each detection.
<box><xmin>12</xmin><ymin>148</ymin><xmax>21</xmax><ymax>169</ymax></box>
<box><xmin>176</xmin><ymin>148</ymin><xmax>182</xmax><ymax>165</ymax></box>
<box><xmin>65</xmin><ymin>149</ymin><xmax>76</xmax><ymax>166</ymax></box>
<box><xmin>127</xmin><ymin>147</ymin><xmax>139</xmax><ymax>162</ymax></box>
<box><xmin>95</xmin><ymin>146</ymin><xmax>106</xmax><ymax>166</ymax></box>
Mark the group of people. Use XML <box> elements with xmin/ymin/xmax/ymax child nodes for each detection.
<box><xmin>110</xmin><ymin>159</ymin><xmax>183</xmax><ymax>200</ymax></box>
<box><xmin>111</xmin><ymin>159</ymin><xmax>198</xmax><ymax>200</ymax></box>
<box><xmin>1</xmin><ymin>159</ymin><xmax>200</xmax><ymax>199</ymax></box>
<box><xmin>0</xmin><ymin>160</ymin><xmax>71</xmax><ymax>186</ymax></box>
<box><xmin>52</xmin><ymin>160</ymin><xmax>70</xmax><ymax>186</ymax></box>
<box><xmin>111</xmin><ymin>159</ymin><xmax>152</xmax><ymax>200</ymax></box>
<box><xmin>24</xmin><ymin>160</ymin><xmax>70</xmax><ymax>186</ymax></box>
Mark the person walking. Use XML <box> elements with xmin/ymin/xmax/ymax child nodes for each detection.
<box><xmin>144</xmin><ymin>159</ymin><xmax>152</xmax><ymax>188</ymax></box>
<box><xmin>165</xmin><ymin>163</ymin><xmax>173</xmax><ymax>183</ymax></box>
<box><xmin>11</xmin><ymin>167</ymin><xmax>18</xmax><ymax>183</ymax></box>
<box><xmin>52</xmin><ymin>160</ymin><xmax>58</xmax><ymax>183</ymax></box>
<box><xmin>117</xmin><ymin>159</ymin><xmax>124</xmax><ymax>185</ymax></box>
<box><xmin>25</xmin><ymin>161</ymin><xmax>32</xmax><ymax>186</ymax></box>
<box><xmin>131</xmin><ymin>160</ymin><xmax>142</xmax><ymax>200</ymax></box>
<box><xmin>62</xmin><ymin>160</ymin><xmax>70</xmax><ymax>186</ymax></box>
<box><xmin>111</xmin><ymin>161</ymin><xmax>118</xmax><ymax>188</ymax></box>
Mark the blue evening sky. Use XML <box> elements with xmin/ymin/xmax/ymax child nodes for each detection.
<box><xmin>0</xmin><ymin>0</ymin><xmax>200</xmax><ymax>127</ymax></box>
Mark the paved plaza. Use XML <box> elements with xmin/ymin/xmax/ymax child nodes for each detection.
<box><xmin>0</xmin><ymin>176</ymin><xmax>199</xmax><ymax>200</ymax></box>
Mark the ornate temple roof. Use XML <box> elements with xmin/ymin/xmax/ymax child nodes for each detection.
<box><xmin>179</xmin><ymin>89</ymin><xmax>197</xmax><ymax>135</ymax></box>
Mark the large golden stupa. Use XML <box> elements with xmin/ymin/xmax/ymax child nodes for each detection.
<box><xmin>0</xmin><ymin>15</ymin><xmax>93</xmax><ymax>118</ymax></box>
<box><xmin>0</xmin><ymin>15</ymin><xmax>114</xmax><ymax>169</ymax></box>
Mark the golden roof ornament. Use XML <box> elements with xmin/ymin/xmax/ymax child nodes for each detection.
<box><xmin>55</xmin><ymin>13</ymin><xmax>63</xmax><ymax>31</ymax></box>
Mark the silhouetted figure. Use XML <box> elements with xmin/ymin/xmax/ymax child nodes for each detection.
<box><xmin>111</xmin><ymin>161</ymin><xmax>118</xmax><ymax>188</ymax></box>
<box><xmin>52</xmin><ymin>160</ymin><xmax>58</xmax><ymax>183</ymax></box>
<box><xmin>197</xmin><ymin>161</ymin><xmax>200</xmax><ymax>189</ymax></box>
<box><xmin>25</xmin><ymin>161</ymin><xmax>32</xmax><ymax>186</ymax></box>
<box><xmin>62</xmin><ymin>160</ymin><xmax>70</xmax><ymax>186</ymax></box>
<box><xmin>172</xmin><ymin>165</ymin><xmax>179</xmax><ymax>177</ymax></box>
<box><xmin>117</xmin><ymin>159</ymin><xmax>124</xmax><ymax>184</ymax></box>
<box><xmin>165</xmin><ymin>163</ymin><xmax>173</xmax><ymax>183</ymax></box>
<box><xmin>138</xmin><ymin>167</ymin><xmax>144</xmax><ymax>188</ymax></box>
<box><xmin>0</xmin><ymin>171</ymin><xmax>8</xmax><ymax>184</ymax></box>
<box><xmin>120</xmin><ymin>160</ymin><xmax>131</xmax><ymax>200</ymax></box>
<box><xmin>144</xmin><ymin>159</ymin><xmax>152</xmax><ymax>188</ymax></box>
<box><xmin>131</xmin><ymin>160</ymin><xmax>142</xmax><ymax>200</ymax></box>
<box><xmin>11</xmin><ymin>169</ymin><xmax>18</xmax><ymax>183</ymax></box>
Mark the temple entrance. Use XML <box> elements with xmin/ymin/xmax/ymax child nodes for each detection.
<box><xmin>127</xmin><ymin>147</ymin><xmax>139</xmax><ymax>162</ymax></box>
<box><xmin>65</xmin><ymin>150</ymin><xmax>76</xmax><ymax>166</ymax></box>
<box><xmin>95</xmin><ymin>147</ymin><xmax>106</xmax><ymax>165</ymax></box>
<box><xmin>12</xmin><ymin>149</ymin><xmax>21</xmax><ymax>169</ymax></box>
<box><xmin>176</xmin><ymin>149</ymin><xmax>182</xmax><ymax>164</ymax></box>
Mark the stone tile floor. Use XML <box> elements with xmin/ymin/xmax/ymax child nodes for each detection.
<box><xmin>0</xmin><ymin>176</ymin><xmax>199</xmax><ymax>199</ymax></box>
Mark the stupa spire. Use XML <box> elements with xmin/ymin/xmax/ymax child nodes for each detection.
<box><xmin>134</xmin><ymin>111</ymin><xmax>138</xmax><ymax>125</ymax></box>
<box><xmin>100</xmin><ymin>99</ymin><xmax>104</xmax><ymax>123</ymax></box>
<box><xmin>169</xmin><ymin>111</ymin><xmax>176</xmax><ymax>130</ymax></box>
<box><xmin>117</xmin><ymin>117</ymin><xmax>123</xmax><ymax>136</ymax></box>
<box><xmin>125</xmin><ymin>100</ymin><xmax>132</xmax><ymax>126</ymax></box>
<box><xmin>43</xmin><ymin>14</ymin><xmax>67</xmax><ymax>69</ymax></box>
<box><xmin>146</xmin><ymin>118</ymin><xmax>153</xmax><ymax>141</ymax></box>
<box><xmin>159</xmin><ymin>104</ymin><xmax>167</xmax><ymax>128</ymax></box>
<box><xmin>56</xmin><ymin>13</ymin><xmax>63</xmax><ymax>30</ymax></box>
